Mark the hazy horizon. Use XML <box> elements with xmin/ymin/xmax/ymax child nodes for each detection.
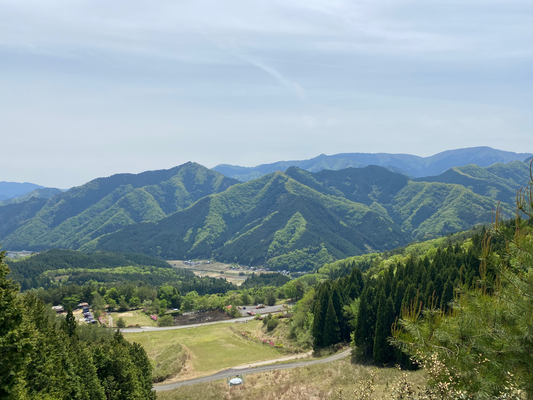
<box><xmin>2</xmin><ymin>1</ymin><xmax>532</xmax><ymax>188</ymax></box>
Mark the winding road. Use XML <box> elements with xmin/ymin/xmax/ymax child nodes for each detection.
<box><xmin>154</xmin><ymin>349</ymin><xmax>352</xmax><ymax>392</ymax></box>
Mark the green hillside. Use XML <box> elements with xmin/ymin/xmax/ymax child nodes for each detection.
<box><xmin>414</xmin><ymin>161</ymin><xmax>531</xmax><ymax>204</ymax></box>
<box><xmin>0</xmin><ymin>162</ymin><xmax>238</xmax><ymax>251</ymax></box>
<box><xmin>2</xmin><ymin>161</ymin><xmax>526</xmax><ymax>272</ymax></box>
<box><xmin>92</xmin><ymin>164</ymin><xmax>516</xmax><ymax>270</ymax></box>
<box><xmin>92</xmin><ymin>170</ymin><xmax>408</xmax><ymax>269</ymax></box>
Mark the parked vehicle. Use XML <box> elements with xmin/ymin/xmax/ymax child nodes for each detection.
<box><xmin>256</xmin><ymin>304</ymin><xmax>265</xmax><ymax>309</ymax></box>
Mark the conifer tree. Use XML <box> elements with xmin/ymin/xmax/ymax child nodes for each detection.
<box><xmin>373</xmin><ymin>290</ymin><xmax>395</xmax><ymax>364</ymax></box>
<box><xmin>312</xmin><ymin>282</ymin><xmax>330</xmax><ymax>348</ymax></box>
<box><xmin>331</xmin><ymin>285</ymin><xmax>349</xmax><ymax>341</ymax></box>
<box><xmin>353</xmin><ymin>286</ymin><xmax>376</xmax><ymax>358</ymax></box>
<box><xmin>323</xmin><ymin>297</ymin><xmax>340</xmax><ymax>347</ymax></box>
<box><xmin>392</xmin><ymin>167</ymin><xmax>533</xmax><ymax>397</ymax></box>
<box><xmin>61</xmin><ymin>307</ymin><xmax>77</xmax><ymax>338</ymax></box>
<box><xmin>0</xmin><ymin>250</ymin><xmax>32</xmax><ymax>398</ymax></box>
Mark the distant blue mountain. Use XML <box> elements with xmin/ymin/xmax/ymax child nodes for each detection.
<box><xmin>0</xmin><ymin>182</ymin><xmax>44</xmax><ymax>199</ymax></box>
<box><xmin>214</xmin><ymin>146</ymin><xmax>533</xmax><ymax>181</ymax></box>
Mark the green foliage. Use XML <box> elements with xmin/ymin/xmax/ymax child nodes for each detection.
<box><xmin>392</xmin><ymin>177</ymin><xmax>533</xmax><ymax>397</ymax></box>
<box><xmin>61</xmin><ymin>307</ymin><xmax>77</xmax><ymax>337</ymax></box>
<box><xmin>158</xmin><ymin>285</ymin><xmax>181</xmax><ymax>309</ymax></box>
<box><xmin>0</xmin><ymin>254</ymin><xmax>155</xmax><ymax>400</ymax></box>
<box><xmin>240</xmin><ymin>272</ymin><xmax>291</xmax><ymax>289</ymax></box>
<box><xmin>157</xmin><ymin>315</ymin><xmax>174</xmax><ymax>327</ymax></box>
<box><xmin>116</xmin><ymin>317</ymin><xmax>126</xmax><ymax>328</ymax></box>
<box><xmin>266</xmin><ymin>315</ymin><xmax>280</xmax><ymax>331</ymax></box>
<box><xmin>288</xmin><ymin>288</ymin><xmax>315</xmax><ymax>348</ymax></box>
<box><xmin>0</xmin><ymin>162</ymin><xmax>238</xmax><ymax>251</ymax></box>
<box><xmin>4</xmin><ymin>162</ymin><xmax>528</xmax><ymax>276</ymax></box>
<box><xmin>265</xmin><ymin>290</ymin><xmax>277</xmax><ymax>306</ymax></box>
<box><xmin>94</xmin><ymin>164</ymin><xmax>525</xmax><ymax>272</ymax></box>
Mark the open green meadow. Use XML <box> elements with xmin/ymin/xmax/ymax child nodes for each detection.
<box><xmin>125</xmin><ymin>320</ymin><xmax>285</xmax><ymax>381</ymax></box>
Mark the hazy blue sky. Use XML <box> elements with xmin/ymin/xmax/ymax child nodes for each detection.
<box><xmin>1</xmin><ymin>0</ymin><xmax>532</xmax><ymax>188</ymax></box>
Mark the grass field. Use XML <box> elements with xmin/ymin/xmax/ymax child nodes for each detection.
<box><xmin>125</xmin><ymin>320</ymin><xmax>286</xmax><ymax>382</ymax></box>
<box><xmin>156</xmin><ymin>357</ymin><xmax>427</xmax><ymax>400</ymax></box>
<box><xmin>109</xmin><ymin>310</ymin><xmax>157</xmax><ymax>327</ymax></box>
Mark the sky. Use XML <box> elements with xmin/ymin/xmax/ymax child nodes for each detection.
<box><xmin>1</xmin><ymin>0</ymin><xmax>532</xmax><ymax>188</ymax></box>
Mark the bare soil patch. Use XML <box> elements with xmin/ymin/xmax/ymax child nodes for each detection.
<box><xmin>118</xmin><ymin>312</ymin><xmax>133</xmax><ymax>317</ymax></box>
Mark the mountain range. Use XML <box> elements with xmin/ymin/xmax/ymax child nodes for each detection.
<box><xmin>90</xmin><ymin>161</ymin><xmax>528</xmax><ymax>271</ymax></box>
<box><xmin>1</xmin><ymin>152</ymin><xmax>531</xmax><ymax>271</ymax></box>
<box><xmin>0</xmin><ymin>163</ymin><xmax>238</xmax><ymax>251</ymax></box>
<box><xmin>214</xmin><ymin>146</ymin><xmax>532</xmax><ymax>181</ymax></box>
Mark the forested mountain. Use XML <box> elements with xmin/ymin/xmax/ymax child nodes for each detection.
<box><xmin>214</xmin><ymin>146</ymin><xmax>532</xmax><ymax>181</ymax></box>
<box><xmin>414</xmin><ymin>160</ymin><xmax>531</xmax><ymax>204</ymax></box>
<box><xmin>2</xmin><ymin>160</ymin><xmax>529</xmax><ymax>272</ymax></box>
<box><xmin>0</xmin><ymin>162</ymin><xmax>239</xmax><ymax>251</ymax></box>
<box><xmin>91</xmin><ymin>163</ymin><xmax>523</xmax><ymax>270</ymax></box>
<box><xmin>91</xmin><ymin>170</ymin><xmax>408</xmax><ymax>269</ymax></box>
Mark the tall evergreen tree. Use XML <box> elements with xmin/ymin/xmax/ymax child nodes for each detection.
<box><xmin>0</xmin><ymin>250</ymin><xmax>32</xmax><ymax>398</ymax></box>
<box><xmin>331</xmin><ymin>285</ymin><xmax>349</xmax><ymax>341</ymax></box>
<box><xmin>312</xmin><ymin>283</ymin><xmax>330</xmax><ymax>348</ymax></box>
<box><xmin>373</xmin><ymin>290</ymin><xmax>395</xmax><ymax>364</ymax></box>
<box><xmin>353</xmin><ymin>286</ymin><xmax>377</xmax><ymax>358</ymax></box>
<box><xmin>61</xmin><ymin>307</ymin><xmax>78</xmax><ymax>338</ymax></box>
<box><xmin>323</xmin><ymin>297</ymin><xmax>341</xmax><ymax>347</ymax></box>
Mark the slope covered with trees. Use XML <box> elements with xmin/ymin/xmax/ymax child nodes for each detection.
<box><xmin>2</xmin><ymin>160</ymin><xmax>529</xmax><ymax>273</ymax></box>
<box><xmin>0</xmin><ymin>251</ymin><xmax>155</xmax><ymax>400</ymax></box>
<box><xmin>0</xmin><ymin>162</ymin><xmax>238</xmax><ymax>251</ymax></box>
<box><xmin>289</xmin><ymin>162</ymin><xmax>533</xmax><ymax>397</ymax></box>
<box><xmin>93</xmin><ymin>163</ymin><xmax>523</xmax><ymax>270</ymax></box>
<box><xmin>92</xmin><ymin>170</ymin><xmax>410</xmax><ymax>269</ymax></box>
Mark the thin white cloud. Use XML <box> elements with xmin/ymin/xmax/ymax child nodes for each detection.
<box><xmin>237</xmin><ymin>55</ymin><xmax>306</xmax><ymax>101</ymax></box>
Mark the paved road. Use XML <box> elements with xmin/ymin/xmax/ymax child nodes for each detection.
<box><xmin>121</xmin><ymin>305</ymin><xmax>286</xmax><ymax>333</ymax></box>
<box><xmin>154</xmin><ymin>349</ymin><xmax>352</xmax><ymax>392</ymax></box>
<box><xmin>239</xmin><ymin>304</ymin><xmax>286</xmax><ymax>316</ymax></box>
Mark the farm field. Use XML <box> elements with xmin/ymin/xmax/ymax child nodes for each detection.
<box><xmin>167</xmin><ymin>260</ymin><xmax>268</xmax><ymax>285</ymax></box>
<box><xmin>156</xmin><ymin>357</ymin><xmax>427</xmax><ymax>400</ymax></box>
<box><xmin>108</xmin><ymin>309</ymin><xmax>157</xmax><ymax>327</ymax></box>
<box><xmin>125</xmin><ymin>320</ymin><xmax>286</xmax><ymax>382</ymax></box>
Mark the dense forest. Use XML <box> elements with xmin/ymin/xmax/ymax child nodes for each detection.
<box><xmin>1</xmin><ymin>160</ymin><xmax>530</xmax><ymax>273</ymax></box>
<box><xmin>94</xmin><ymin>162</ymin><xmax>530</xmax><ymax>270</ymax></box>
<box><xmin>0</xmin><ymin>251</ymin><xmax>155</xmax><ymax>400</ymax></box>
<box><xmin>0</xmin><ymin>162</ymin><xmax>238</xmax><ymax>251</ymax></box>
<box><xmin>287</xmin><ymin>195</ymin><xmax>533</xmax><ymax>397</ymax></box>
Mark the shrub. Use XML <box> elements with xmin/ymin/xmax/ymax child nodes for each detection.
<box><xmin>116</xmin><ymin>318</ymin><xmax>126</xmax><ymax>328</ymax></box>
<box><xmin>267</xmin><ymin>316</ymin><xmax>279</xmax><ymax>332</ymax></box>
<box><xmin>158</xmin><ymin>315</ymin><xmax>174</xmax><ymax>327</ymax></box>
